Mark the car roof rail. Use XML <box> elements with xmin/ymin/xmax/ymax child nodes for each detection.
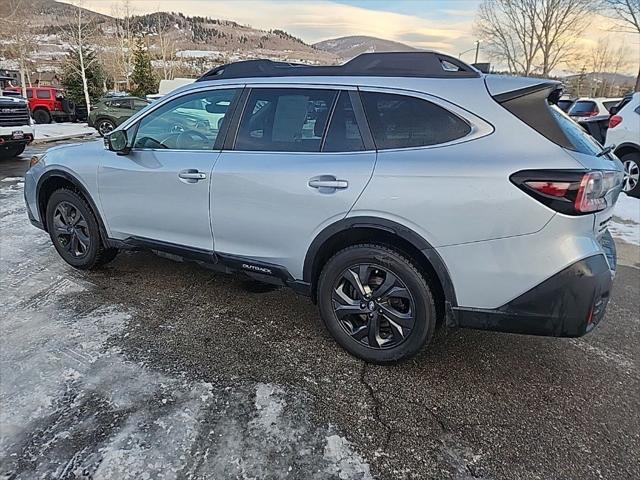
<box><xmin>195</xmin><ymin>51</ymin><xmax>481</xmax><ymax>82</ymax></box>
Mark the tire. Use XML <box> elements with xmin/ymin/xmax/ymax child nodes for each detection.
<box><xmin>45</xmin><ymin>189</ymin><xmax>118</xmax><ymax>270</ymax></box>
<box><xmin>96</xmin><ymin>119</ymin><xmax>115</xmax><ymax>137</ymax></box>
<box><xmin>621</xmin><ymin>152</ymin><xmax>640</xmax><ymax>198</ymax></box>
<box><xmin>317</xmin><ymin>244</ymin><xmax>436</xmax><ymax>364</ymax></box>
<box><xmin>0</xmin><ymin>144</ymin><xmax>25</xmax><ymax>159</ymax></box>
<box><xmin>33</xmin><ymin>109</ymin><xmax>51</xmax><ymax>124</ymax></box>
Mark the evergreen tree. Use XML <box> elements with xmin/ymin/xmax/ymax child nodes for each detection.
<box><xmin>130</xmin><ymin>39</ymin><xmax>158</xmax><ymax>97</ymax></box>
<box><xmin>62</xmin><ymin>46</ymin><xmax>105</xmax><ymax>106</ymax></box>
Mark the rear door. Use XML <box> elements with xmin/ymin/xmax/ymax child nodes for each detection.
<box><xmin>209</xmin><ymin>85</ymin><xmax>377</xmax><ymax>278</ymax></box>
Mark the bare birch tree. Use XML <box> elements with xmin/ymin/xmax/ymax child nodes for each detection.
<box><xmin>111</xmin><ymin>0</ymin><xmax>135</xmax><ymax>90</ymax></box>
<box><xmin>60</xmin><ymin>0</ymin><xmax>99</xmax><ymax>111</ymax></box>
<box><xmin>599</xmin><ymin>0</ymin><xmax>640</xmax><ymax>90</ymax></box>
<box><xmin>1</xmin><ymin>0</ymin><xmax>37</xmax><ymax>97</ymax></box>
<box><xmin>154</xmin><ymin>12</ymin><xmax>177</xmax><ymax>80</ymax></box>
<box><xmin>534</xmin><ymin>0</ymin><xmax>595</xmax><ymax>76</ymax></box>
<box><xmin>476</xmin><ymin>0</ymin><xmax>597</xmax><ymax>76</ymax></box>
<box><xmin>476</xmin><ymin>0</ymin><xmax>540</xmax><ymax>75</ymax></box>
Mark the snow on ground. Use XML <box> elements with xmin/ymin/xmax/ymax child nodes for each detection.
<box><xmin>0</xmin><ymin>177</ymin><xmax>372</xmax><ymax>479</ymax></box>
<box><xmin>33</xmin><ymin>122</ymin><xmax>96</xmax><ymax>141</ymax></box>
<box><xmin>610</xmin><ymin>194</ymin><xmax>640</xmax><ymax>246</ymax></box>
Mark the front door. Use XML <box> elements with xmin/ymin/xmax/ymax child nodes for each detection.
<box><xmin>210</xmin><ymin>87</ymin><xmax>377</xmax><ymax>278</ymax></box>
<box><xmin>98</xmin><ymin>87</ymin><xmax>241</xmax><ymax>251</ymax></box>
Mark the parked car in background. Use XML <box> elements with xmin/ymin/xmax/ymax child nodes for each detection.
<box><xmin>556</xmin><ymin>96</ymin><xmax>575</xmax><ymax>113</ymax></box>
<box><xmin>0</xmin><ymin>94</ymin><xmax>34</xmax><ymax>159</ymax></box>
<box><xmin>568</xmin><ymin>97</ymin><xmax>621</xmax><ymax>122</ymax></box>
<box><xmin>25</xmin><ymin>52</ymin><xmax>624</xmax><ymax>363</ymax></box>
<box><xmin>88</xmin><ymin>96</ymin><xmax>150</xmax><ymax>136</ymax></box>
<box><xmin>606</xmin><ymin>92</ymin><xmax>640</xmax><ymax>198</ymax></box>
<box><xmin>4</xmin><ymin>86</ymin><xmax>76</xmax><ymax>124</ymax></box>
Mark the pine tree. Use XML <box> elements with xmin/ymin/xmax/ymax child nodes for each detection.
<box><xmin>62</xmin><ymin>46</ymin><xmax>105</xmax><ymax>107</ymax></box>
<box><xmin>130</xmin><ymin>39</ymin><xmax>158</xmax><ymax>97</ymax></box>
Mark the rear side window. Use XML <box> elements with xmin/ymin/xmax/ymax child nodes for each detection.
<box><xmin>569</xmin><ymin>101</ymin><xmax>597</xmax><ymax>116</ymax></box>
<box><xmin>323</xmin><ymin>91</ymin><xmax>365</xmax><ymax>152</ymax></box>
<box><xmin>36</xmin><ymin>90</ymin><xmax>51</xmax><ymax>99</ymax></box>
<box><xmin>360</xmin><ymin>91</ymin><xmax>470</xmax><ymax>149</ymax></box>
<box><xmin>236</xmin><ymin>88</ymin><xmax>337</xmax><ymax>152</ymax></box>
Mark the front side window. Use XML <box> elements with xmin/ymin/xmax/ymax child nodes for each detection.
<box><xmin>134</xmin><ymin>88</ymin><xmax>239</xmax><ymax>150</ymax></box>
<box><xmin>111</xmin><ymin>98</ymin><xmax>132</xmax><ymax>109</ymax></box>
<box><xmin>235</xmin><ymin>88</ymin><xmax>337</xmax><ymax>152</ymax></box>
<box><xmin>360</xmin><ymin>91</ymin><xmax>471</xmax><ymax>150</ymax></box>
<box><xmin>36</xmin><ymin>89</ymin><xmax>51</xmax><ymax>99</ymax></box>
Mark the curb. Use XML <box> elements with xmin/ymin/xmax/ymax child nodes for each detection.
<box><xmin>32</xmin><ymin>132</ymin><xmax>98</xmax><ymax>145</ymax></box>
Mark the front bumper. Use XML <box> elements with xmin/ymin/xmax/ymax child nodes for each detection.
<box><xmin>0</xmin><ymin>133</ymin><xmax>34</xmax><ymax>146</ymax></box>
<box><xmin>453</xmin><ymin>235</ymin><xmax>615</xmax><ymax>337</ymax></box>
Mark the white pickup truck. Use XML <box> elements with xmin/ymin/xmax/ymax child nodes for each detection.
<box><xmin>0</xmin><ymin>93</ymin><xmax>34</xmax><ymax>159</ymax></box>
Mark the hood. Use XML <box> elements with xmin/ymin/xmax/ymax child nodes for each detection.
<box><xmin>0</xmin><ymin>95</ymin><xmax>28</xmax><ymax>107</ymax></box>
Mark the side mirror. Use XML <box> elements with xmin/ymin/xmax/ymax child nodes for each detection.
<box><xmin>104</xmin><ymin>130</ymin><xmax>130</xmax><ymax>155</ymax></box>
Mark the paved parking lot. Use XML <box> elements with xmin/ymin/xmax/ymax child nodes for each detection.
<box><xmin>1</xmin><ymin>141</ymin><xmax>639</xmax><ymax>479</ymax></box>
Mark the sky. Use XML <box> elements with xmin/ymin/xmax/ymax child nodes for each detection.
<box><xmin>67</xmin><ymin>0</ymin><xmax>639</xmax><ymax>74</ymax></box>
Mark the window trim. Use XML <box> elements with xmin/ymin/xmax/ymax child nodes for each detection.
<box><xmin>125</xmin><ymin>86</ymin><xmax>245</xmax><ymax>153</ymax></box>
<box><xmin>356</xmin><ymin>86</ymin><xmax>493</xmax><ymax>152</ymax></box>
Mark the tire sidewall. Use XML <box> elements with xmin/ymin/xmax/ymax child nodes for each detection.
<box><xmin>46</xmin><ymin>190</ymin><xmax>102</xmax><ymax>269</ymax></box>
<box><xmin>318</xmin><ymin>245</ymin><xmax>435</xmax><ymax>363</ymax></box>
<box><xmin>621</xmin><ymin>153</ymin><xmax>640</xmax><ymax>198</ymax></box>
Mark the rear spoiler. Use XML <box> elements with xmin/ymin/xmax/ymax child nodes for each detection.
<box><xmin>485</xmin><ymin>75</ymin><xmax>572</xmax><ymax>149</ymax></box>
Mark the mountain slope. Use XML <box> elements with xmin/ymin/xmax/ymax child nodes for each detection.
<box><xmin>314</xmin><ymin>35</ymin><xmax>416</xmax><ymax>61</ymax></box>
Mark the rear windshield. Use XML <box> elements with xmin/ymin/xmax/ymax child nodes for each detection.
<box><xmin>549</xmin><ymin>106</ymin><xmax>602</xmax><ymax>156</ymax></box>
<box><xmin>569</xmin><ymin>100</ymin><xmax>597</xmax><ymax>115</ymax></box>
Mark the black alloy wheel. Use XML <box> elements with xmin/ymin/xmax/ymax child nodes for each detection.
<box><xmin>46</xmin><ymin>189</ymin><xmax>118</xmax><ymax>269</ymax></box>
<box><xmin>332</xmin><ymin>264</ymin><xmax>416</xmax><ymax>349</ymax></box>
<box><xmin>318</xmin><ymin>244</ymin><xmax>436</xmax><ymax>363</ymax></box>
<box><xmin>52</xmin><ymin>201</ymin><xmax>91</xmax><ymax>258</ymax></box>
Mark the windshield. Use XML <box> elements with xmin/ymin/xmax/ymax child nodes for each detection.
<box><xmin>549</xmin><ymin>105</ymin><xmax>602</xmax><ymax>156</ymax></box>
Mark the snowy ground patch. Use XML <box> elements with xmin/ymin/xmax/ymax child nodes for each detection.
<box><xmin>33</xmin><ymin>122</ymin><xmax>96</xmax><ymax>141</ymax></box>
<box><xmin>0</xmin><ymin>176</ymin><xmax>373</xmax><ymax>479</ymax></box>
<box><xmin>610</xmin><ymin>194</ymin><xmax>640</xmax><ymax>246</ymax></box>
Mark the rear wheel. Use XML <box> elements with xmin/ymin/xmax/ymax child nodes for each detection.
<box><xmin>46</xmin><ymin>189</ymin><xmax>118</xmax><ymax>269</ymax></box>
<box><xmin>317</xmin><ymin>244</ymin><xmax>436</xmax><ymax>364</ymax></box>
<box><xmin>96</xmin><ymin>119</ymin><xmax>115</xmax><ymax>137</ymax></box>
<box><xmin>33</xmin><ymin>108</ymin><xmax>51</xmax><ymax>124</ymax></box>
<box><xmin>621</xmin><ymin>153</ymin><xmax>640</xmax><ymax>198</ymax></box>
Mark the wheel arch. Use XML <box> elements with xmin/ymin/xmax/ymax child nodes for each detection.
<box><xmin>614</xmin><ymin>142</ymin><xmax>640</xmax><ymax>159</ymax></box>
<box><xmin>36</xmin><ymin>170</ymin><xmax>109</xmax><ymax>242</ymax></box>
<box><xmin>303</xmin><ymin>217</ymin><xmax>458</xmax><ymax>321</ymax></box>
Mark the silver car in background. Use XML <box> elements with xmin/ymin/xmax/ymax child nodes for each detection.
<box><xmin>24</xmin><ymin>52</ymin><xmax>624</xmax><ymax>363</ymax></box>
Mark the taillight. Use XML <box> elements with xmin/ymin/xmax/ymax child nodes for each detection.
<box><xmin>511</xmin><ymin>170</ymin><xmax>623</xmax><ymax>215</ymax></box>
<box><xmin>608</xmin><ymin>115</ymin><xmax>622</xmax><ymax>128</ymax></box>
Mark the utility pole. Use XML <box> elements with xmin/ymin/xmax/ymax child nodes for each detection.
<box><xmin>474</xmin><ymin>40</ymin><xmax>480</xmax><ymax>64</ymax></box>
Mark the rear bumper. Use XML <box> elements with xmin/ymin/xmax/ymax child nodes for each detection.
<box><xmin>453</xmin><ymin>242</ymin><xmax>615</xmax><ymax>337</ymax></box>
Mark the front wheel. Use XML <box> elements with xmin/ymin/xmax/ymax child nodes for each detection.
<box><xmin>621</xmin><ymin>153</ymin><xmax>640</xmax><ymax>198</ymax></box>
<box><xmin>33</xmin><ymin>109</ymin><xmax>51</xmax><ymax>124</ymax></box>
<box><xmin>0</xmin><ymin>144</ymin><xmax>25</xmax><ymax>159</ymax></box>
<box><xmin>46</xmin><ymin>189</ymin><xmax>118</xmax><ymax>269</ymax></box>
<box><xmin>317</xmin><ymin>244</ymin><xmax>436</xmax><ymax>364</ymax></box>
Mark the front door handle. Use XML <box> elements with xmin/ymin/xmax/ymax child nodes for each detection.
<box><xmin>308</xmin><ymin>177</ymin><xmax>349</xmax><ymax>190</ymax></box>
<box><xmin>178</xmin><ymin>169</ymin><xmax>207</xmax><ymax>183</ymax></box>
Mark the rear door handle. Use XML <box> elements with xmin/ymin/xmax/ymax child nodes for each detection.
<box><xmin>308</xmin><ymin>178</ymin><xmax>349</xmax><ymax>189</ymax></box>
<box><xmin>178</xmin><ymin>169</ymin><xmax>207</xmax><ymax>182</ymax></box>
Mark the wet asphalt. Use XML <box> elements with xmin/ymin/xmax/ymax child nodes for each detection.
<box><xmin>1</xmin><ymin>140</ymin><xmax>639</xmax><ymax>480</ymax></box>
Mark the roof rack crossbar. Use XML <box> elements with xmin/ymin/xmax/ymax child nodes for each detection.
<box><xmin>196</xmin><ymin>52</ymin><xmax>480</xmax><ymax>82</ymax></box>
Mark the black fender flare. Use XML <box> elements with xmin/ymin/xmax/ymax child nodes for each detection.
<box><xmin>302</xmin><ymin>216</ymin><xmax>458</xmax><ymax>307</ymax></box>
<box><xmin>614</xmin><ymin>142</ymin><xmax>640</xmax><ymax>156</ymax></box>
<box><xmin>36</xmin><ymin>169</ymin><xmax>110</xmax><ymax>243</ymax></box>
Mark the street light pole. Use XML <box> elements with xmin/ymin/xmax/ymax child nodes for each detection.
<box><xmin>474</xmin><ymin>40</ymin><xmax>480</xmax><ymax>64</ymax></box>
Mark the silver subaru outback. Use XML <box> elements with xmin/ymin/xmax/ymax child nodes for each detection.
<box><xmin>24</xmin><ymin>52</ymin><xmax>624</xmax><ymax>363</ymax></box>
